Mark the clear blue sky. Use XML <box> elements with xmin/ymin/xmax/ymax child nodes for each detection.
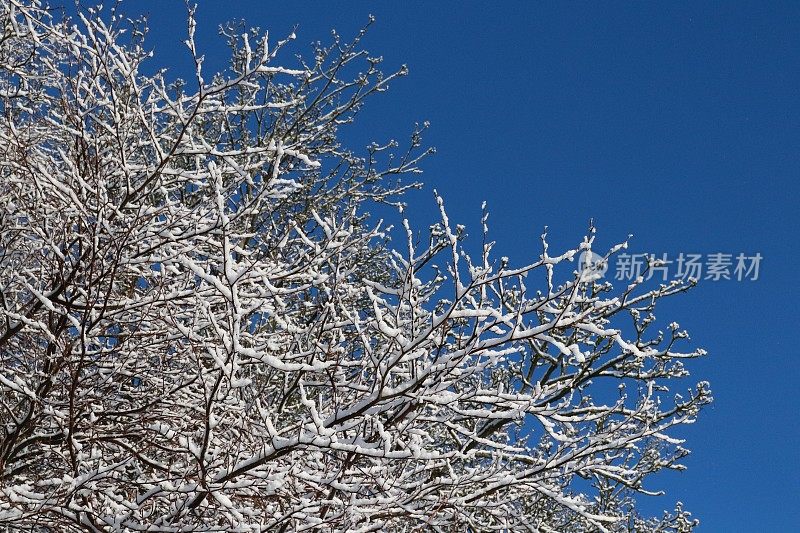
<box><xmin>76</xmin><ymin>1</ymin><xmax>799</xmax><ymax>529</ymax></box>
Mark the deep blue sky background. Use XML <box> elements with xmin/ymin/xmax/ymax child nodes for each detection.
<box><xmin>73</xmin><ymin>1</ymin><xmax>798</xmax><ymax>530</ymax></box>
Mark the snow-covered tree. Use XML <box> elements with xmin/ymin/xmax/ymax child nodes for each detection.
<box><xmin>0</xmin><ymin>2</ymin><xmax>711</xmax><ymax>531</ymax></box>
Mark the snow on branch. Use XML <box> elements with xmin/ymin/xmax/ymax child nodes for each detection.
<box><xmin>0</xmin><ymin>2</ymin><xmax>708</xmax><ymax>531</ymax></box>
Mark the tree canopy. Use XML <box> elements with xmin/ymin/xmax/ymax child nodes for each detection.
<box><xmin>0</xmin><ymin>2</ymin><xmax>710</xmax><ymax>531</ymax></box>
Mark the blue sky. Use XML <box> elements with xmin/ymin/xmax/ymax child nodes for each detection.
<box><xmin>77</xmin><ymin>1</ymin><xmax>799</xmax><ymax>529</ymax></box>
